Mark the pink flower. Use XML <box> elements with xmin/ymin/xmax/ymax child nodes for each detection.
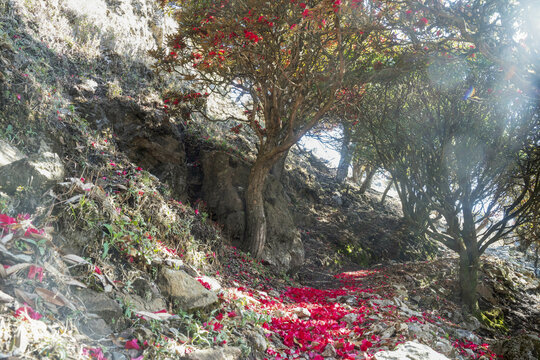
<box><xmin>227</xmin><ymin>311</ymin><xmax>237</xmax><ymax>318</ymax></box>
<box><xmin>28</xmin><ymin>266</ymin><xmax>44</xmax><ymax>282</ymax></box>
<box><xmin>94</xmin><ymin>266</ymin><xmax>102</xmax><ymax>275</ymax></box>
<box><xmin>194</xmin><ymin>209</ymin><xmax>199</xmax><ymax>215</ymax></box>
<box><xmin>125</xmin><ymin>338</ymin><xmax>140</xmax><ymax>350</ymax></box>
<box><xmin>360</xmin><ymin>339</ymin><xmax>373</xmax><ymax>351</ymax></box>
<box><xmin>213</xmin><ymin>322</ymin><xmax>223</xmax><ymax>332</ymax></box>
<box><xmin>16</xmin><ymin>94</ymin><xmax>21</xmax><ymax>100</ymax></box>
<box><xmin>14</xmin><ymin>306</ymin><xmax>42</xmax><ymax>320</ymax></box>
<box><xmin>216</xmin><ymin>313</ymin><xmax>224</xmax><ymax>321</ymax></box>
<box><xmin>136</xmin><ymin>166</ymin><xmax>143</xmax><ymax>171</ymax></box>
<box><xmin>25</xmin><ymin>227</ymin><xmax>44</xmax><ymax>237</ymax></box>
<box><xmin>197</xmin><ymin>278</ymin><xmax>211</xmax><ymax>290</ymax></box>
<box><xmin>0</xmin><ymin>214</ymin><xmax>17</xmax><ymax>228</ymax></box>
<box><xmin>83</xmin><ymin>347</ymin><xmax>107</xmax><ymax>360</ymax></box>
<box><xmin>420</xmin><ymin>17</ymin><xmax>428</xmax><ymax>25</ymax></box>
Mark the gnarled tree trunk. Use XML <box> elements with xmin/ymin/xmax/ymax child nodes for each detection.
<box><xmin>270</xmin><ymin>149</ymin><xmax>289</xmax><ymax>181</ymax></box>
<box><xmin>458</xmin><ymin>246</ymin><xmax>480</xmax><ymax>314</ymax></box>
<box><xmin>336</xmin><ymin>125</ymin><xmax>352</xmax><ymax>183</ymax></box>
<box><xmin>359</xmin><ymin>167</ymin><xmax>376</xmax><ymax>194</ymax></box>
<box><xmin>352</xmin><ymin>159</ymin><xmax>362</xmax><ymax>183</ymax></box>
<box><xmin>245</xmin><ymin>156</ymin><xmax>273</xmax><ymax>258</ymax></box>
<box><xmin>380</xmin><ymin>178</ymin><xmax>394</xmax><ymax>204</ymax></box>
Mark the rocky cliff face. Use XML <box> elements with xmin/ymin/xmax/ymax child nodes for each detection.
<box><xmin>200</xmin><ymin>151</ymin><xmax>304</xmax><ymax>271</ymax></box>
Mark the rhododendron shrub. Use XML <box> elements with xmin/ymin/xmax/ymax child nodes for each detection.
<box><xmin>151</xmin><ymin>0</ymin><xmax>427</xmax><ymax>258</ymax></box>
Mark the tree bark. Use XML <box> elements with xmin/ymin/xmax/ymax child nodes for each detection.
<box><xmin>458</xmin><ymin>246</ymin><xmax>480</xmax><ymax>314</ymax></box>
<box><xmin>352</xmin><ymin>159</ymin><xmax>362</xmax><ymax>183</ymax></box>
<box><xmin>245</xmin><ymin>156</ymin><xmax>273</xmax><ymax>259</ymax></box>
<box><xmin>359</xmin><ymin>167</ymin><xmax>376</xmax><ymax>194</ymax></box>
<box><xmin>270</xmin><ymin>149</ymin><xmax>289</xmax><ymax>181</ymax></box>
<box><xmin>380</xmin><ymin>178</ymin><xmax>394</xmax><ymax>204</ymax></box>
<box><xmin>336</xmin><ymin>125</ymin><xmax>352</xmax><ymax>183</ymax></box>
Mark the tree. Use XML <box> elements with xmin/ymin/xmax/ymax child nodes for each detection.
<box><xmin>366</xmin><ymin>65</ymin><xmax>539</xmax><ymax>312</ymax></box>
<box><xmin>151</xmin><ymin>0</ymin><xmax>430</xmax><ymax>258</ymax></box>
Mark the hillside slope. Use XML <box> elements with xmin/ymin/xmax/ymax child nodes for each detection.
<box><xmin>0</xmin><ymin>1</ymin><xmax>539</xmax><ymax>360</ymax></box>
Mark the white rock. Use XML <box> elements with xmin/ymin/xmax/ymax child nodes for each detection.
<box><xmin>374</xmin><ymin>341</ymin><xmax>450</xmax><ymax>360</ymax></box>
<box><xmin>293</xmin><ymin>307</ymin><xmax>311</xmax><ymax>318</ymax></box>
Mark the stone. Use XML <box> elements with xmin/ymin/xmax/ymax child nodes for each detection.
<box><xmin>0</xmin><ymin>140</ymin><xmax>25</xmax><ymax>167</ymax></box>
<box><xmin>157</xmin><ymin>268</ymin><xmax>217</xmax><ymax>311</ymax></box>
<box><xmin>110</xmin><ymin>352</ymin><xmax>128</xmax><ymax>360</ymax></box>
<box><xmin>78</xmin><ymin>317</ymin><xmax>113</xmax><ymax>340</ymax></box>
<box><xmin>322</xmin><ymin>343</ymin><xmax>337</xmax><ymax>357</ymax></box>
<box><xmin>78</xmin><ymin>79</ymin><xmax>99</xmax><ymax>95</ymax></box>
<box><xmin>182</xmin><ymin>346</ymin><xmax>242</xmax><ymax>360</ymax></box>
<box><xmin>433</xmin><ymin>340</ymin><xmax>454</xmax><ymax>355</ymax></box>
<box><xmin>373</xmin><ymin>341</ymin><xmax>450</xmax><ymax>360</ymax></box>
<box><xmin>0</xmin><ymin>141</ymin><xmax>64</xmax><ymax>194</ymax></box>
<box><xmin>407</xmin><ymin>323</ymin><xmax>435</xmax><ymax>342</ymax></box>
<box><xmin>74</xmin><ymin>288</ymin><xmax>123</xmax><ymax>325</ymax></box>
<box><xmin>461</xmin><ymin>314</ymin><xmax>482</xmax><ymax>331</ymax></box>
<box><xmin>341</xmin><ymin>313</ymin><xmax>359</xmax><ymax>325</ymax></box>
<box><xmin>477</xmin><ymin>283</ymin><xmax>497</xmax><ymax>305</ymax></box>
<box><xmin>492</xmin><ymin>333</ymin><xmax>540</xmax><ymax>360</ymax></box>
<box><xmin>122</xmin><ymin>293</ymin><xmax>166</xmax><ymax>313</ymax></box>
<box><xmin>200</xmin><ymin>151</ymin><xmax>304</xmax><ymax>272</ymax></box>
<box><xmin>454</xmin><ymin>329</ymin><xmax>480</xmax><ymax>344</ymax></box>
<box><xmin>247</xmin><ymin>330</ymin><xmax>267</xmax><ymax>352</ymax></box>
<box><xmin>293</xmin><ymin>307</ymin><xmax>311</xmax><ymax>318</ymax></box>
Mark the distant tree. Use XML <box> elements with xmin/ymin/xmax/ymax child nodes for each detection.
<box><xmin>151</xmin><ymin>0</ymin><xmax>436</xmax><ymax>258</ymax></box>
<box><xmin>367</xmin><ymin>66</ymin><xmax>539</xmax><ymax>312</ymax></box>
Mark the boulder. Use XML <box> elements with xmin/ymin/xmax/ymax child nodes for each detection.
<box><xmin>74</xmin><ymin>288</ymin><xmax>123</xmax><ymax>326</ymax></box>
<box><xmin>157</xmin><ymin>268</ymin><xmax>217</xmax><ymax>311</ymax></box>
<box><xmin>246</xmin><ymin>330</ymin><xmax>268</xmax><ymax>352</ymax></box>
<box><xmin>181</xmin><ymin>346</ymin><xmax>242</xmax><ymax>360</ymax></box>
<box><xmin>78</xmin><ymin>317</ymin><xmax>113</xmax><ymax>340</ymax></box>
<box><xmin>374</xmin><ymin>341</ymin><xmax>450</xmax><ymax>360</ymax></box>
<box><xmin>200</xmin><ymin>151</ymin><xmax>304</xmax><ymax>271</ymax></box>
<box><xmin>492</xmin><ymin>333</ymin><xmax>540</xmax><ymax>360</ymax></box>
<box><xmin>0</xmin><ymin>141</ymin><xmax>64</xmax><ymax>194</ymax></box>
<box><xmin>0</xmin><ymin>140</ymin><xmax>25</xmax><ymax>167</ymax></box>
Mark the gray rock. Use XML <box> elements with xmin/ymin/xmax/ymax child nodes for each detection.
<box><xmin>182</xmin><ymin>346</ymin><xmax>242</xmax><ymax>360</ymax></box>
<box><xmin>374</xmin><ymin>341</ymin><xmax>450</xmax><ymax>360</ymax></box>
<box><xmin>0</xmin><ymin>140</ymin><xmax>25</xmax><ymax>167</ymax></box>
<box><xmin>492</xmin><ymin>333</ymin><xmax>540</xmax><ymax>360</ymax></box>
<box><xmin>110</xmin><ymin>352</ymin><xmax>128</xmax><ymax>360</ymax></box>
<box><xmin>157</xmin><ymin>268</ymin><xmax>217</xmax><ymax>311</ymax></box>
<box><xmin>0</xmin><ymin>141</ymin><xmax>64</xmax><ymax>194</ymax></box>
<box><xmin>341</xmin><ymin>313</ymin><xmax>359</xmax><ymax>325</ymax></box>
<box><xmin>461</xmin><ymin>314</ymin><xmax>482</xmax><ymax>331</ymax></box>
<box><xmin>78</xmin><ymin>318</ymin><xmax>113</xmax><ymax>340</ymax></box>
<box><xmin>74</xmin><ymin>289</ymin><xmax>123</xmax><ymax>325</ymax></box>
<box><xmin>454</xmin><ymin>329</ymin><xmax>480</xmax><ymax>344</ymax></box>
<box><xmin>122</xmin><ymin>293</ymin><xmax>166</xmax><ymax>313</ymax></box>
<box><xmin>433</xmin><ymin>340</ymin><xmax>454</xmax><ymax>355</ymax></box>
<box><xmin>322</xmin><ymin>343</ymin><xmax>337</xmax><ymax>357</ymax></box>
<box><xmin>477</xmin><ymin>283</ymin><xmax>497</xmax><ymax>305</ymax></box>
<box><xmin>247</xmin><ymin>331</ymin><xmax>267</xmax><ymax>352</ymax></box>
